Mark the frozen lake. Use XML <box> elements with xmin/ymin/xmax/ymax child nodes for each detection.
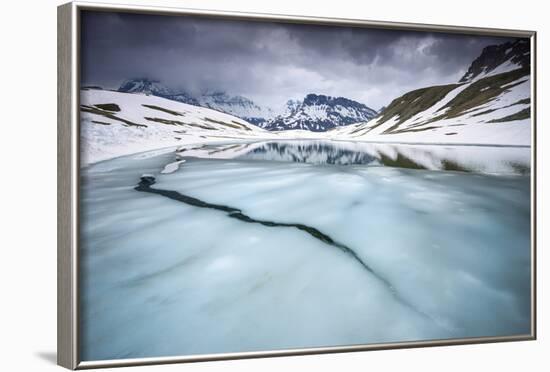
<box><xmin>79</xmin><ymin>140</ymin><xmax>531</xmax><ymax>361</ymax></box>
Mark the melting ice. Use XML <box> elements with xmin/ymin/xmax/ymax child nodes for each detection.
<box><xmin>80</xmin><ymin>140</ymin><xmax>531</xmax><ymax>361</ymax></box>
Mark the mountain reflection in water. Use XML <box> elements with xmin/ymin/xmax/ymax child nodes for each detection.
<box><xmin>175</xmin><ymin>140</ymin><xmax>531</xmax><ymax>175</ymax></box>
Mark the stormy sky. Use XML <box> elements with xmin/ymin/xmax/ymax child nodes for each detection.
<box><xmin>81</xmin><ymin>11</ymin><xmax>514</xmax><ymax>110</ymax></box>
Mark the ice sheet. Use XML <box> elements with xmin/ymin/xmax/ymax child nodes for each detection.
<box><xmin>80</xmin><ymin>142</ymin><xmax>531</xmax><ymax>361</ymax></box>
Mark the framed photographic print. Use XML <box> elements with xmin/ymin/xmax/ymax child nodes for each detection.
<box><xmin>57</xmin><ymin>1</ymin><xmax>537</xmax><ymax>369</ymax></box>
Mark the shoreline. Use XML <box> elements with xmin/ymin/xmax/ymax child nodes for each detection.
<box><xmin>82</xmin><ymin>136</ymin><xmax>532</xmax><ymax>168</ymax></box>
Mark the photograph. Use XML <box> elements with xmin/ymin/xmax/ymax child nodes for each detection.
<box><xmin>77</xmin><ymin>8</ymin><xmax>533</xmax><ymax>362</ymax></box>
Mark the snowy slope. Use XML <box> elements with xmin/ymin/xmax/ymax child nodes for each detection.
<box><xmin>328</xmin><ymin>68</ymin><xmax>531</xmax><ymax>145</ymax></box>
<box><xmin>80</xmin><ymin>89</ymin><xmax>276</xmax><ymax>165</ymax></box>
<box><xmin>326</xmin><ymin>38</ymin><xmax>532</xmax><ymax>146</ymax></box>
<box><xmin>117</xmin><ymin>79</ymin><xmax>276</xmax><ymax>124</ymax></box>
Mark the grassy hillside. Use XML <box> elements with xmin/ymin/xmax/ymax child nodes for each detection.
<box><xmin>373</xmin><ymin>83</ymin><xmax>460</xmax><ymax>129</ymax></box>
<box><xmin>366</xmin><ymin>67</ymin><xmax>530</xmax><ymax>135</ymax></box>
<box><xmin>433</xmin><ymin>67</ymin><xmax>530</xmax><ymax>122</ymax></box>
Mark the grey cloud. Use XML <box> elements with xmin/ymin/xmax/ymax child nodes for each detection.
<box><xmin>81</xmin><ymin>11</ymin><xmax>518</xmax><ymax>110</ymax></box>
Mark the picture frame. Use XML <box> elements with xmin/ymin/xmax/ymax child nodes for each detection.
<box><xmin>58</xmin><ymin>1</ymin><xmax>537</xmax><ymax>369</ymax></box>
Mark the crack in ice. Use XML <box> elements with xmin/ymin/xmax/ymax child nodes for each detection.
<box><xmin>134</xmin><ymin>175</ymin><xmax>447</xmax><ymax>329</ymax></box>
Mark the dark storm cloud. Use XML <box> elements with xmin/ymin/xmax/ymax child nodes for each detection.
<box><xmin>81</xmin><ymin>11</ymin><xmax>515</xmax><ymax>109</ymax></box>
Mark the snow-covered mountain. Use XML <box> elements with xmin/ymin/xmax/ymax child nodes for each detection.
<box><xmin>262</xmin><ymin>94</ymin><xmax>378</xmax><ymax>132</ymax></box>
<box><xmin>459</xmin><ymin>39</ymin><xmax>530</xmax><ymax>83</ymax></box>
<box><xmin>80</xmin><ymin>89</ymin><xmax>275</xmax><ymax>165</ymax></box>
<box><xmin>195</xmin><ymin>91</ymin><xmax>276</xmax><ymax>125</ymax></box>
<box><xmin>117</xmin><ymin>79</ymin><xmax>275</xmax><ymax>124</ymax></box>
<box><xmin>119</xmin><ymin>78</ymin><xmax>174</xmax><ymax>97</ymax></box>
<box><xmin>116</xmin><ymin>80</ymin><xmax>377</xmax><ymax>132</ymax></box>
<box><xmin>328</xmin><ymin>39</ymin><xmax>531</xmax><ymax>146</ymax></box>
<box><xmin>119</xmin><ymin>78</ymin><xmax>199</xmax><ymax>105</ymax></box>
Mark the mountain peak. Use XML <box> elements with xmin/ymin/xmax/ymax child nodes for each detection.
<box><xmin>285</xmin><ymin>99</ymin><xmax>301</xmax><ymax>115</ymax></box>
<box><xmin>303</xmin><ymin>93</ymin><xmax>329</xmax><ymax>105</ymax></box>
<box><xmin>118</xmin><ymin>78</ymin><xmax>173</xmax><ymax>96</ymax></box>
<box><xmin>262</xmin><ymin>93</ymin><xmax>377</xmax><ymax>132</ymax></box>
<box><xmin>459</xmin><ymin>39</ymin><xmax>530</xmax><ymax>83</ymax></box>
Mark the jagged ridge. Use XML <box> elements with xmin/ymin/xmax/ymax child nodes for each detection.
<box><xmin>263</xmin><ymin>94</ymin><xmax>378</xmax><ymax>132</ymax></box>
<box><xmin>459</xmin><ymin>39</ymin><xmax>530</xmax><ymax>83</ymax></box>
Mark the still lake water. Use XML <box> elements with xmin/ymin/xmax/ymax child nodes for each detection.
<box><xmin>80</xmin><ymin>140</ymin><xmax>531</xmax><ymax>361</ymax></box>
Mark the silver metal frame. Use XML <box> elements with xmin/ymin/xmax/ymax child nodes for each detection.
<box><xmin>57</xmin><ymin>1</ymin><xmax>537</xmax><ymax>369</ymax></box>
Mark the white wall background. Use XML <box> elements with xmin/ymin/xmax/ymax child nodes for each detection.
<box><xmin>0</xmin><ymin>0</ymin><xmax>545</xmax><ymax>370</ymax></box>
